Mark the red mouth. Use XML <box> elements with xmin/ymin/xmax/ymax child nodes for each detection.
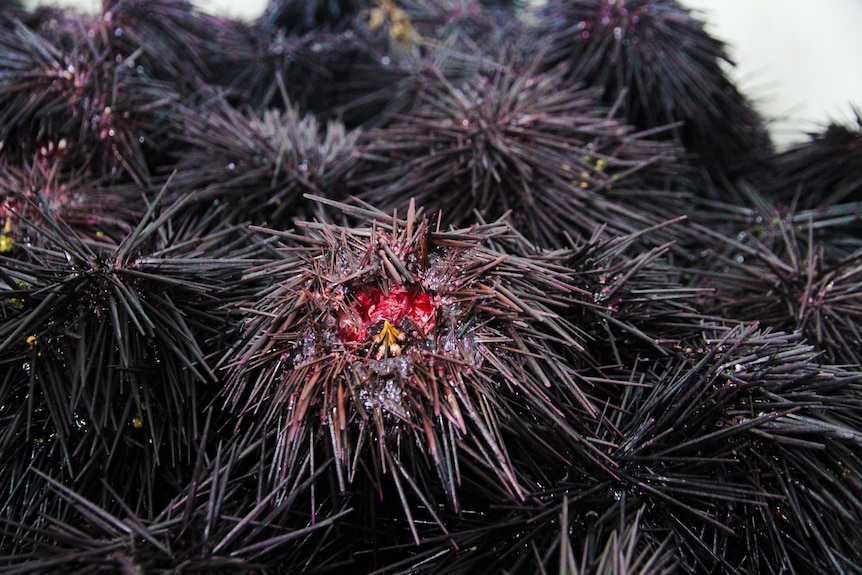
<box><xmin>337</xmin><ymin>284</ymin><xmax>435</xmax><ymax>344</ymax></box>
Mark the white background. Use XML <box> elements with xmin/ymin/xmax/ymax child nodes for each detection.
<box><xmin>21</xmin><ymin>0</ymin><xmax>862</xmax><ymax>147</ymax></box>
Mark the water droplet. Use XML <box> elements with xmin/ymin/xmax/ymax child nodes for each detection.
<box><xmin>114</xmin><ymin>27</ymin><xmax>123</xmax><ymax>37</ymax></box>
<box><xmin>613</xmin><ymin>27</ymin><xmax>623</xmax><ymax>41</ymax></box>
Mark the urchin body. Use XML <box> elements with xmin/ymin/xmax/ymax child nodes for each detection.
<box><xmin>355</xmin><ymin>61</ymin><xmax>680</xmax><ymax>247</ymax></box>
<box><xmin>223</xmin><ymin>202</ymin><xmax>590</xmax><ymax>512</ymax></box>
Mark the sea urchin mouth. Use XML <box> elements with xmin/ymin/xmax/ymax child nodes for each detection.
<box><xmin>336</xmin><ymin>284</ymin><xmax>436</xmax><ymax>352</ymax></box>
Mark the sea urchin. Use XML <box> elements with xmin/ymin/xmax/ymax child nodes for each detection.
<box><xmin>220</xmin><ymin>198</ymin><xmax>595</xmax><ymax>528</ymax></box>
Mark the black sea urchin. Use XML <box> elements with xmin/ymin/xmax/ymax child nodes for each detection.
<box><xmin>380</xmin><ymin>324</ymin><xmax>862</xmax><ymax>574</ymax></box>
<box><xmin>564</xmin><ymin>216</ymin><xmax>708</xmax><ymax>365</ymax></box>
<box><xmin>254</xmin><ymin>30</ymin><xmax>376</xmax><ymax>119</ymax></box>
<box><xmin>0</xmin><ymin>194</ymin><xmax>260</xmax><ymax>525</ymax></box>
<box><xmin>240</xmin><ymin>0</ymin><xmax>380</xmax><ymax>116</ymax></box>
<box><xmin>261</xmin><ymin>0</ymin><xmax>370</xmax><ymax>35</ymax></box>
<box><xmin>353</xmin><ymin>59</ymin><xmax>682</xmax><ymax>248</ymax></box>
<box><xmin>0</xmin><ymin>161</ymin><xmax>142</xmax><ymax>250</ymax></box>
<box><xmin>248</xmin><ymin>0</ymin><xmax>498</xmax><ymax>128</ymax></box>
<box><xmin>766</xmin><ymin>106</ymin><xmax>862</xmax><ymax>209</ymax></box>
<box><xmin>394</xmin><ymin>501</ymin><xmax>679</xmax><ymax>574</ymax></box>
<box><xmin>537</xmin><ymin>0</ymin><xmax>772</xmax><ymax>181</ymax></box>
<box><xmin>688</xmin><ymin>188</ymin><xmax>862</xmax><ymax>366</ymax></box>
<box><xmin>220</xmin><ymin>199</ymin><xmax>596</xmax><ymax>529</ymax></box>
<box><xmin>0</xmin><ymin>17</ymin><xmax>179</xmax><ymax>184</ymax></box>
<box><xmin>0</xmin><ymin>433</ymin><xmax>350</xmax><ymax>574</ymax></box>
<box><xmin>101</xmin><ymin>0</ymin><xmax>255</xmax><ymax>92</ymax></box>
<box><xmin>602</xmin><ymin>326</ymin><xmax>862</xmax><ymax>573</ymax></box>
<box><xmin>536</xmin><ymin>325</ymin><xmax>862</xmax><ymax>574</ymax></box>
<box><xmin>0</xmin><ymin>1</ymin><xmax>860</xmax><ymax>574</ymax></box>
<box><xmin>168</xmin><ymin>97</ymin><xmax>360</xmax><ymax>227</ymax></box>
<box><xmin>0</xmin><ymin>0</ymin><xmax>25</xmax><ymax>24</ymax></box>
<box><xmin>396</xmin><ymin>0</ymin><xmax>516</xmax><ymax>48</ymax></box>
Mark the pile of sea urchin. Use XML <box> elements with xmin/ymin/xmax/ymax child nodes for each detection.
<box><xmin>1</xmin><ymin>1</ymin><xmax>861</xmax><ymax>573</ymax></box>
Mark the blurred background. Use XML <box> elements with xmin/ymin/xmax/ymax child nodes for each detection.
<box><xmin>20</xmin><ymin>0</ymin><xmax>862</xmax><ymax>147</ymax></box>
